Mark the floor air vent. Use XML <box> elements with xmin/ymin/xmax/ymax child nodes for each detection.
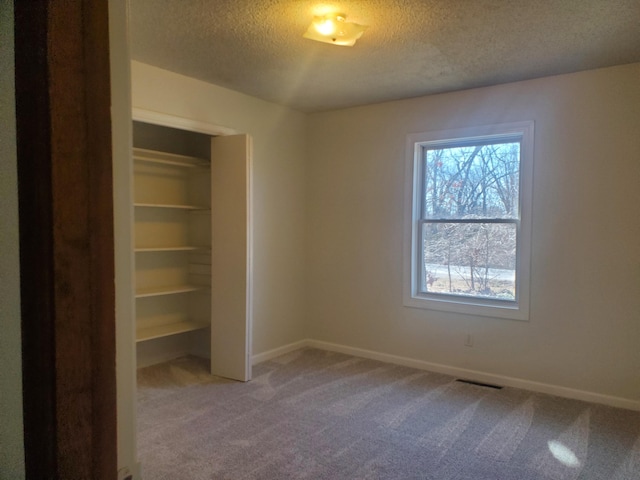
<box><xmin>455</xmin><ymin>379</ymin><xmax>503</xmax><ymax>389</ymax></box>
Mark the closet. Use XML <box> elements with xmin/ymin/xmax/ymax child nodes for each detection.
<box><xmin>133</xmin><ymin>120</ymin><xmax>251</xmax><ymax>381</ymax></box>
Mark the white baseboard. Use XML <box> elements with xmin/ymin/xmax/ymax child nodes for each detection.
<box><xmin>252</xmin><ymin>338</ymin><xmax>640</xmax><ymax>411</ymax></box>
<box><xmin>252</xmin><ymin>339</ymin><xmax>311</xmax><ymax>365</ymax></box>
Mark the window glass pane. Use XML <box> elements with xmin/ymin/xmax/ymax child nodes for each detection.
<box><xmin>423</xmin><ymin>142</ymin><xmax>520</xmax><ymax>220</ymax></box>
<box><xmin>421</xmin><ymin>222</ymin><xmax>516</xmax><ymax>300</ymax></box>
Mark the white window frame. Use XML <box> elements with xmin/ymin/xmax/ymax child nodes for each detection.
<box><xmin>403</xmin><ymin>121</ymin><xmax>534</xmax><ymax>321</ymax></box>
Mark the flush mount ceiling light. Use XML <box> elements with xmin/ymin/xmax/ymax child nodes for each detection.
<box><xmin>303</xmin><ymin>13</ymin><xmax>368</xmax><ymax>46</ymax></box>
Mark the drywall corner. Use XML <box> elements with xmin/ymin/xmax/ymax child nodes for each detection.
<box><xmin>0</xmin><ymin>0</ymin><xmax>25</xmax><ymax>477</ymax></box>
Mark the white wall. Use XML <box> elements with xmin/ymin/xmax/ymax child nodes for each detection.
<box><xmin>110</xmin><ymin>0</ymin><xmax>139</xmax><ymax>477</ymax></box>
<box><xmin>306</xmin><ymin>63</ymin><xmax>640</xmax><ymax>402</ymax></box>
<box><xmin>0</xmin><ymin>1</ymin><xmax>25</xmax><ymax>477</ymax></box>
<box><xmin>131</xmin><ymin>61</ymin><xmax>308</xmax><ymax>355</ymax></box>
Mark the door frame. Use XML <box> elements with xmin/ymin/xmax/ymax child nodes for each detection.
<box><xmin>14</xmin><ymin>1</ymin><xmax>117</xmax><ymax>478</ymax></box>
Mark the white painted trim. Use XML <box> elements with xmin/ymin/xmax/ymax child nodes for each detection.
<box><xmin>132</xmin><ymin>107</ymin><xmax>238</xmax><ymax>136</ymax></box>
<box><xmin>245</xmin><ymin>135</ymin><xmax>254</xmax><ymax>381</ymax></box>
<box><xmin>252</xmin><ymin>339</ymin><xmax>640</xmax><ymax>411</ymax></box>
<box><xmin>403</xmin><ymin>121</ymin><xmax>534</xmax><ymax>321</ymax></box>
<box><xmin>109</xmin><ymin>0</ymin><xmax>139</xmax><ymax>477</ymax></box>
<box><xmin>252</xmin><ymin>339</ymin><xmax>312</xmax><ymax>365</ymax></box>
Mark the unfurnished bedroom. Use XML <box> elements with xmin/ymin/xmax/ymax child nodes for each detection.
<box><xmin>4</xmin><ymin>1</ymin><xmax>639</xmax><ymax>479</ymax></box>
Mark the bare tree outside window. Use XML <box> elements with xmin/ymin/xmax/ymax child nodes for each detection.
<box><xmin>419</xmin><ymin>142</ymin><xmax>520</xmax><ymax>301</ymax></box>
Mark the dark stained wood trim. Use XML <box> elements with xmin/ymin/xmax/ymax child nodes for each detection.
<box><xmin>14</xmin><ymin>1</ymin><xmax>117</xmax><ymax>478</ymax></box>
<box><xmin>82</xmin><ymin>1</ymin><xmax>117</xmax><ymax>476</ymax></box>
<box><xmin>14</xmin><ymin>1</ymin><xmax>57</xmax><ymax>477</ymax></box>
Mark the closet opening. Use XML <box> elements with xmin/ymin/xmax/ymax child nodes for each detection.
<box><xmin>132</xmin><ymin>119</ymin><xmax>252</xmax><ymax>379</ymax></box>
<box><xmin>133</xmin><ymin>121</ymin><xmax>213</xmax><ymax>368</ymax></box>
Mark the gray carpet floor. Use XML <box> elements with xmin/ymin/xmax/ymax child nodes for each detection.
<box><xmin>137</xmin><ymin>348</ymin><xmax>640</xmax><ymax>479</ymax></box>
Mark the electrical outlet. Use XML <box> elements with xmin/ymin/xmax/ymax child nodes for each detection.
<box><xmin>465</xmin><ymin>334</ymin><xmax>474</xmax><ymax>347</ymax></box>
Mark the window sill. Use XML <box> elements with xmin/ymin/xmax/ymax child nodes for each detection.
<box><xmin>404</xmin><ymin>294</ymin><xmax>529</xmax><ymax>321</ymax></box>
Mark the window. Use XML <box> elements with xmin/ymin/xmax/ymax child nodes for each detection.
<box><xmin>404</xmin><ymin>122</ymin><xmax>533</xmax><ymax>320</ymax></box>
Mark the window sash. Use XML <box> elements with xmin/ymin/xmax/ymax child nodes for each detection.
<box><xmin>420</xmin><ymin>218</ymin><xmax>519</xmax><ymax>224</ymax></box>
<box><xmin>418</xmin><ymin>219</ymin><xmax>520</xmax><ymax>302</ymax></box>
<box><xmin>417</xmin><ymin>136</ymin><xmax>523</xmax><ymax>303</ymax></box>
<box><xmin>419</xmin><ymin>141</ymin><xmax>522</xmax><ymax>221</ymax></box>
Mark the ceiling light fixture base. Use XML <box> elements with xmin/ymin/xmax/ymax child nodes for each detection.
<box><xmin>303</xmin><ymin>13</ymin><xmax>367</xmax><ymax>47</ymax></box>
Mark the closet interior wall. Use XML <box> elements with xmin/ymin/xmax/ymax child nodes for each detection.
<box><xmin>133</xmin><ymin>121</ymin><xmax>213</xmax><ymax>368</ymax></box>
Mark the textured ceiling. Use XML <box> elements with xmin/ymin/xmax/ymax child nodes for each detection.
<box><xmin>130</xmin><ymin>0</ymin><xmax>640</xmax><ymax>112</ymax></box>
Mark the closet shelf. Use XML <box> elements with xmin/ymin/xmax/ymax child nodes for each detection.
<box><xmin>133</xmin><ymin>147</ymin><xmax>209</xmax><ymax>168</ymax></box>
<box><xmin>134</xmin><ymin>202</ymin><xmax>210</xmax><ymax>210</ymax></box>
<box><xmin>135</xmin><ymin>284</ymin><xmax>208</xmax><ymax>298</ymax></box>
<box><xmin>136</xmin><ymin>320</ymin><xmax>209</xmax><ymax>343</ymax></box>
<box><xmin>135</xmin><ymin>246</ymin><xmax>210</xmax><ymax>253</ymax></box>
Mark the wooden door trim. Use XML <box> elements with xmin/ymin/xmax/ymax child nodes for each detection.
<box><xmin>14</xmin><ymin>1</ymin><xmax>117</xmax><ymax>478</ymax></box>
